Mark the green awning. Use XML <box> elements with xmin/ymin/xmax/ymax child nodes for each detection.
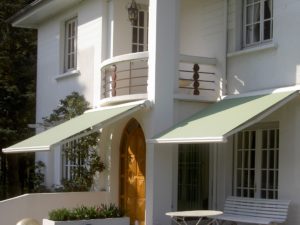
<box><xmin>149</xmin><ymin>91</ymin><xmax>299</xmax><ymax>144</ymax></box>
<box><xmin>3</xmin><ymin>100</ymin><xmax>150</xmax><ymax>153</ymax></box>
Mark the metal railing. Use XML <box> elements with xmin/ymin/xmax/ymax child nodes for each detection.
<box><xmin>100</xmin><ymin>52</ymin><xmax>217</xmax><ymax>101</ymax></box>
<box><xmin>178</xmin><ymin>54</ymin><xmax>217</xmax><ymax>96</ymax></box>
<box><xmin>101</xmin><ymin>52</ymin><xmax>149</xmax><ymax>99</ymax></box>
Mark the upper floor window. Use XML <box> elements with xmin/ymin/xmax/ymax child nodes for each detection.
<box><xmin>64</xmin><ymin>17</ymin><xmax>77</xmax><ymax>72</ymax></box>
<box><xmin>132</xmin><ymin>10</ymin><xmax>148</xmax><ymax>53</ymax></box>
<box><xmin>243</xmin><ymin>0</ymin><xmax>273</xmax><ymax>47</ymax></box>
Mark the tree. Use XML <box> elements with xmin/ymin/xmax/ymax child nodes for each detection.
<box><xmin>0</xmin><ymin>0</ymin><xmax>37</xmax><ymax>199</ymax></box>
<box><xmin>43</xmin><ymin>92</ymin><xmax>105</xmax><ymax>192</ymax></box>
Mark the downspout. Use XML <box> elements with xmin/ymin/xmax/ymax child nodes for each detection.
<box><xmin>224</xmin><ymin>0</ymin><xmax>228</xmax><ymax>97</ymax></box>
<box><xmin>213</xmin><ymin>0</ymin><xmax>229</xmax><ymax>210</ymax></box>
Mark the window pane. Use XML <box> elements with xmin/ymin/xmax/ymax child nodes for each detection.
<box><xmin>264</xmin><ymin>0</ymin><xmax>272</xmax><ymax>19</ymax></box>
<box><xmin>238</xmin><ymin>132</ymin><xmax>243</xmax><ymax>149</ymax></box>
<box><xmin>139</xmin><ymin>11</ymin><xmax>144</xmax><ymax>26</ymax></box>
<box><xmin>132</xmin><ymin>28</ymin><xmax>137</xmax><ymax>43</ymax></box>
<box><xmin>264</xmin><ymin>20</ymin><xmax>272</xmax><ymax>40</ymax></box>
<box><xmin>262</xmin><ymin>130</ymin><xmax>268</xmax><ymax>149</ymax></box>
<box><xmin>246</xmin><ymin>5</ymin><xmax>253</xmax><ymax>24</ymax></box>
<box><xmin>244</xmin><ymin>150</ymin><xmax>249</xmax><ymax>168</ymax></box>
<box><xmin>270</xmin><ymin>130</ymin><xmax>275</xmax><ymax>148</ymax></box>
<box><xmin>138</xmin><ymin>45</ymin><xmax>143</xmax><ymax>52</ymax></box>
<box><xmin>246</xmin><ymin>25</ymin><xmax>252</xmax><ymax>44</ymax></box>
<box><xmin>132</xmin><ymin>45</ymin><xmax>137</xmax><ymax>53</ymax></box>
<box><xmin>262</xmin><ymin>150</ymin><xmax>267</xmax><ymax>169</ymax></box>
<box><xmin>139</xmin><ymin>28</ymin><xmax>144</xmax><ymax>44</ymax></box>
<box><xmin>243</xmin><ymin>170</ymin><xmax>248</xmax><ymax>187</ymax></box>
<box><xmin>244</xmin><ymin>131</ymin><xmax>249</xmax><ymax>149</ymax></box>
<box><xmin>250</xmin><ymin>131</ymin><xmax>256</xmax><ymax>149</ymax></box>
<box><xmin>250</xmin><ymin>170</ymin><xmax>255</xmax><ymax>187</ymax></box>
<box><xmin>269</xmin><ymin>150</ymin><xmax>275</xmax><ymax>169</ymax></box>
<box><xmin>250</xmin><ymin>150</ymin><xmax>255</xmax><ymax>168</ymax></box>
<box><xmin>253</xmin><ymin>23</ymin><xmax>260</xmax><ymax>42</ymax></box>
<box><xmin>237</xmin><ymin>151</ymin><xmax>242</xmax><ymax>168</ymax></box>
<box><xmin>237</xmin><ymin>170</ymin><xmax>242</xmax><ymax>187</ymax></box>
<box><xmin>253</xmin><ymin>3</ymin><xmax>260</xmax><ymax>22</ymax></box>
<box><xmin>261</xmin><ymin>170</ymin><xmax>267</xmax><ymax>188</ymax></box>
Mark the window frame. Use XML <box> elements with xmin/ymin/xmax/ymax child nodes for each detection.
<box><xmin>233</xmin><ymin>123</ymin><xmax>279</xmax><ymax>199</ymax></box>
<box><xmin>131</xmin><ymin>8</ymin><xmax>148</xmax><ymax>53</ymax></box>
<box><xmin>243</xmin><ymin>0</ymin><xmax>273</xmax><ymax>48</ymax></box>
<box><xmin>64</xmin><ymin>17</ymin><xmax>78</xmax><ymax>72</ymax></box>
<box><xmin>61</xmin><ymin>139</ymin><xmax>86</xmax><ymax>181</ymax></box>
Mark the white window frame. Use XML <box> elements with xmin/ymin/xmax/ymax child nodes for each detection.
<box><xmin>233</xmin><ymin>124</ymin><xmax>279</xmax><ymax>199</ymax></box>
<box><xmin>243</xmin><ymin>0</ymin><xmax>273</xmax><ymax>48</ymax></box>
<box><xmin>64</xmin><ymin>17</ymin><xmax>78</xmax><ymax>72</ymax></box>
<box><xmin>131</xmin><ymin>8</ymin><xmax>148</xmax><ymax>53</ymax></box>
<box><xmin>61</xmin><ymin>140</ymin><xmax>86</xmax><ymax>180</ymax></box>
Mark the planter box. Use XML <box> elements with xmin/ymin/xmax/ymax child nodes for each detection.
<box><xmin>43</xmin><ymin>217</ymin><xmax>129</xmax><ymax>225</ymax></box>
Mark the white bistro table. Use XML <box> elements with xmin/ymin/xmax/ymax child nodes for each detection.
<box><xmin>166</xmin><ymin>210</ymin><xmax>223</xmax><ymax>225</ymax></box>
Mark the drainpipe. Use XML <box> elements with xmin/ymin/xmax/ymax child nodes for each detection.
<box><xmin>223</xmin><ymin>0</ymin><xmax>228</xmax><ymax>97</ymax></box>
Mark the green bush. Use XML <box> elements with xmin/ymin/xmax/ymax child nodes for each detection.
<box><xmin>48</xmin><ymin>204</ymin><xmax>122</xmax><ymax>221</ymax></box>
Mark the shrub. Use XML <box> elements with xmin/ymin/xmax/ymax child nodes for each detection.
<box><xmin>48</xmin><ymin>204</ymin><xmax>122</xmax><ymax>221</ymax></box>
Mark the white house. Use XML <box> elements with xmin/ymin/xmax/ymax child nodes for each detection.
<box><xmin>3</xmin><ymin>0</ymin><xmax>300</xmax><ymax>225</ymax></box>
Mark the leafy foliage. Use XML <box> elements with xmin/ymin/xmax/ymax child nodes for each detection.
<box><xmin>0</xmin><ymin>0</ymin><xmax>37</xmax><ymax>200</ymax></box>
<box><xmin>43</xmin><ymin>92</ymin><xmax>105</xmax><ymax>192</ymax></box>
<box><xmin>48</xmin><ymin>204</ymin><xmax>122</xmax><ymax>221</ymax></box>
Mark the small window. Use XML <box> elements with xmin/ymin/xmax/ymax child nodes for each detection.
<box><xmin>132</xmin><ymin>10</ymin><xmax>148</xmax><ymax>53</ymax></box>
<box><xmin>243</xmin><ymin>0</ymin><xmax>273</xmax><ymax>47</ymax></box>
<box><xmin>61</xmin><ymin>140</ymin><xmax>86</xmax><ymax>180</ymax></box>
<box><xmin>64</xmin><ymin>17</ymin><xmax>77</xmax><ymax>72</ymax></box>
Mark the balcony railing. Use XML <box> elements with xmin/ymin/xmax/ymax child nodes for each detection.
<box><xmin>101</xmin><ymin>52</ymin><xmax>149</xmax><ymax>103</ymax></box>
<box><xmin>178</xmin><ymin>54</ymin><xmax>217</xmax><ymax>99</ymax></box>
<box><xmin>100</xmin><ymin>51</ymin><xmax>218</xmax><ymax>105</ymax></box>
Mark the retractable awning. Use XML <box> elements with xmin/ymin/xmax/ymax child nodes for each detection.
<box><xmin>148</xmin><ymin>91</ymin><xmax>299</xmax><ymax>144</ymax></box>
<box><xmin>3</xmin><ymin>100</ymin><xmax>151</xmax><ymax>153</ymax></box>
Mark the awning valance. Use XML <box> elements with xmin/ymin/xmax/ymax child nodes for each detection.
<box><xmin>148</xmin><ymin>91</ymin><xmax>299</xmax><ymax>144</ymax></box>
<box><xmin>3</xmin><ymin>100</ymin><xmax>150</xmax><ymax>153</ymax></box>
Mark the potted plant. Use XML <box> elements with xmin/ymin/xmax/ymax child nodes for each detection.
<box><xmin>43</xmin><ymin>204</ymin><xmax>129</xmax><ymax>225</ymax></box>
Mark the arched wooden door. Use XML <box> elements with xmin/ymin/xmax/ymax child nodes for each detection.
<box><xmin>120</xmin><ymin>119</ymin><xmax>146</xmax><ymax>225</ymax></box>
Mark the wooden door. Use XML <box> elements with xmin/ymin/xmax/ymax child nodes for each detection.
<box><xmin>120</xmin><ymin>119</ymin><xmax>146</xmax><ymax>225</ymax></box>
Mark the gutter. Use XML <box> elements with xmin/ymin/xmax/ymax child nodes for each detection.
<box><xmin>6</xmin><ymin>0</ymin><xmax>53</xmax><ymax>25</ymax></box>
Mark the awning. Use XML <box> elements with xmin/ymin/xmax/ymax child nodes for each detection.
<box><xmin>148</xmin><ymin>91</ymin><xmax>299</xmax><ymax>144</ymax></box>
<box><xmin>3</xmin><ymin>100</ymin><xmax>151</xmax><ymax>153</ymax></box>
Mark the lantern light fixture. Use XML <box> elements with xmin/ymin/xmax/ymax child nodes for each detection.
<box><xmin>127</xmin><ymin>0</ymin><xmax>139</xmax><ymax>25</ymax></box>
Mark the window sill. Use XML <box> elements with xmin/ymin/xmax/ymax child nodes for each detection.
<box><xmin>55</xmin><ymin>69</ymin><xmax>80</xmax><ymax>81</ymax></box>
<box><xmin>227</xmin><ymin>42</ymin><xmax>278</xmax><ymax>58</ymax></box>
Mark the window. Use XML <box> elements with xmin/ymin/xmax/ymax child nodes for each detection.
<box><xmin>243</xmin><ymin>0</ymin><xmax>273</xmax><ymax>47</ymax></box>
<box><xmin>234</xmin><ymin>125</ymin><xmax>279</xmax><ymax>199</ymax></box>
<box><xmin>132</xmin><ymin>10</ymin><xmax>148</xmax><ymax>53</ymax></box>
<box><xmin>178</xmin><ymin>144</ymin><xmax>209</xmax><ymax>210</ymax></box>
<box><xmin>61</xmin><ymin>140</ymin><xmax>86</xmax><ymax>180</ymax></box>
<box><xmin>64</xmin><ymin>17</ymin><xmax>77</xmax><ymax>72</ymax></box>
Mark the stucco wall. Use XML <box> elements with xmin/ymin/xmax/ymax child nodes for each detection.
<box><xmin>36</xmin><ymin>0</ymin><xmax>104</xmax><ymax>124</ymax></box>
<box><xmin>35</xmin><ymin>0</ymin><xmax>105</xmax><ymax>186</ymax></box>
<box><xmin>216</xmin><ymin>96</ymin><xmax>300</xmax><ymax>225</ymax></box>
<box><xmin>227</xmin><ymin>0</ymin><xmax>300</xmax><ymax>94</ymax></box>
<box><xmin>0</xmin><ymin>192</ymin><xmax>109</xmax><ymax>225</ymax></box>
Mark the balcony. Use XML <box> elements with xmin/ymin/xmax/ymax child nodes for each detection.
<box><xmin>100</xmin><ymin>52</ymin><xmax>219</xmax><ymax>106</ymax></box>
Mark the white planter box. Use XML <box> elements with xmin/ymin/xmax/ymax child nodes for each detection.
<box><xmin>43</xmin><ymin>217</ymin><xmax>129</xmax><ymax>225</ymax></box>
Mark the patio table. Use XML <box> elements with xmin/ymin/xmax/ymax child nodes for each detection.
<box><xmin>166</xmin><ymin>210</ymin><xmax>223</xmax><ymax>225</ymax></box>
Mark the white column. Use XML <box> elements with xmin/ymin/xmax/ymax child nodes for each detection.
<box><xmin>146</xmin><ymin>0</ymin><xmax>180</xmax><ymax>224</ymax></box>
